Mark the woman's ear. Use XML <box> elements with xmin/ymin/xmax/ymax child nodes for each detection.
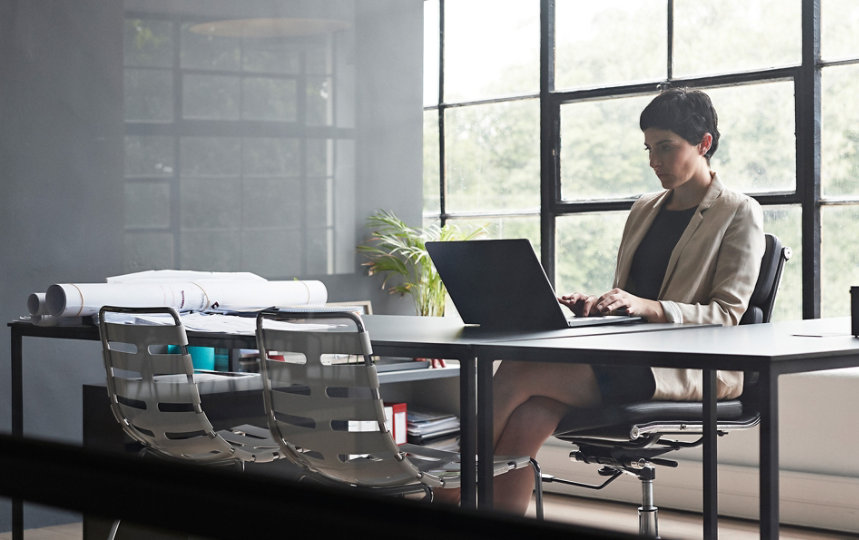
<box><xmin>699</xmin><ymin>133</ymin><xmax>713</xmax><ymax>155</ymax></box>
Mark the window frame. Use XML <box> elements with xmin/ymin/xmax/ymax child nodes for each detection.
<box><xmin>425</xmin><ymin>0</ymin><xmax>859</xmax><ymax>319</ymax></box>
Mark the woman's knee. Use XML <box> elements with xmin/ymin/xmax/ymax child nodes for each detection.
<box><xmin>497</xmin><ymin>397</ymin><xmax>568</xmax><ymax>453</ymax></box>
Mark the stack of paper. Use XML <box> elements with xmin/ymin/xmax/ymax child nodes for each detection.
<box><xmin>406</xmin><ymin>408</ymin><xmax>460</xmax><ymax>450</ymax></box>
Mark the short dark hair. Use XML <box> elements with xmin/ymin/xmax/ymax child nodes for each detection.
<box><xmin>639</xmin><ymin>87</ymin><xmax>720</xmax><ymax>162</ymax></box>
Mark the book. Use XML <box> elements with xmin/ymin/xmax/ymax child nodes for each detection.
<box><xmin>406</xmin><ymin>408</ymin><xmax>460</xmax><ymax>442</ymax></box>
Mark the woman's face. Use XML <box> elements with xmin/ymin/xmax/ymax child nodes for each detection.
<box><xmin>643</xmin><ymin>128</ymin><xmax>707</xmax><ymax>190</ymax></box>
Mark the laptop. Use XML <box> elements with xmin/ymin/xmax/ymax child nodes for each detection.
<box><xmin>425</xmin><ymin>238</ymin><xmax>640</xmax><ymax>331</ymax></box>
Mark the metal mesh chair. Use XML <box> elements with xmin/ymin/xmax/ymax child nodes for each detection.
<box><xmin>255</xmin><ymin>309</ymin><xmax>543</xmax><ymax>514</ymax></box>
<box><xmin>546</xmin><ymin>233</ymin><xmax>791</xmax><ymax>537</ymax></box>
<box><xmin>99</xmin><ymin>305</ymin><xmax>282</xmax><ymax>538</ymax></box>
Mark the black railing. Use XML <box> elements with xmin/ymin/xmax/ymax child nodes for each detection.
<box><xmin>0</xmin><ymin>434</ymin><xmax>632</xmax><ymax>540</ymax></box>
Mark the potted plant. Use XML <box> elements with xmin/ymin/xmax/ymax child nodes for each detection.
<box><xmin>357</xmin><ymin>209</ymin><xmax>486</xmax><ymax>318</ymax></box>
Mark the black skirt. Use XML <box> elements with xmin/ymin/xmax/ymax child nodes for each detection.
<box><xmin>591</xmin><ymin>364</ymin><xmax>656</xmax><ymax>405</ymax></box>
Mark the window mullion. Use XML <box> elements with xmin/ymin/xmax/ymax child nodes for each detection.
<box><xmin>798</xmin><ymin>0</ymin><xmax>822</xmax><ymax>319</ymax></box>
<box><xmin>540</xmin><ymin>0</ymin><xmax>556</xmax><ymax>283</ymax></box>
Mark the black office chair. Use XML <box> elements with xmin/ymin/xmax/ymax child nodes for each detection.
<box><xmin>545</xmin><ymin>233</ymin><xmax>791</xmax><ymax>537</ymax></box>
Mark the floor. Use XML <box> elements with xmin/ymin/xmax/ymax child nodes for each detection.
<box><xmin>3</xmin><ymin>494</ymin><xmax>855</xmax><ymax>539</ymax></box>
<box><xmin>526</xmin><ymin>494</ymin><xmax>857</xmax><ymax>539</ymax></box>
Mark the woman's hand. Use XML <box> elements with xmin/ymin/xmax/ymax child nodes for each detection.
<box><xmin>558</xmin><ymin>293</ymin><xmax>599</xmax><ymax>317</ymax></box>
<box><xmin>593</xmin><ymin>288</ymin><xmax>666</xmax><ymax>322</ymax></box>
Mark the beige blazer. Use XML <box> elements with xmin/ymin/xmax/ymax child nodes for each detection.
<box><xmin>613</xmin><ymin>174</ymin><xmax>765</xmax><ymax>400</ymax></box>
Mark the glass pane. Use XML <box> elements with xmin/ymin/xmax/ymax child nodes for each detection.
<box><xmin>822</xmin><ymin>0</ymin><xmax>859</xmax><ymax>61</ymax></box>
<box><xmin>182</xmin><ymin>74</ymin><xmax>240</xmax><ymax>120</ymax></box>
<box><xmin>423</xmin><ymin>110</ymin><xmax>440</xmax><ymax>215</ymax></box>
<box><xmin>179</xmin><ymin>229</ymin><xmax>240</xmax><ymax>270</ymax></box>
<box><xmin>125</xmin><ymin>136</ymin><xmax>174</xmax><ymax>178</ymax></box>
<box><xmin>124</xmin><ymin>69</ymin><xmax>173</xmax><ymax>122</ymax></box>
<box><xmin>445</xmin><ymin>99</ymin><xmax>540</xmax><ymax>212</ymax></box>
<box><xmin>242</xmin><ymin>77</ymin><xmax>298</xmax><ymax>122</ymax></box>
<box><xmin>555</xmin><ymin>212</ymin><xmax>627</xmax><ymax>296</ymax></box>
<box><xmin>243</xmin><ymin>40</ymin><xmax>302</xmax><ymax>74</ymax></box>
<box><xmin>424</xmin><ymin>0</ymin><xmax>440</xmax><ymax>107</ymax></box>
<box><xmin>242</xmin><ymin>178</ymin><xmax>303</xmax><ymax>229</ymax></box>
<box><xmin>447</xmin><ymin>215</ymin><xmax>540</xmax><ymax>250</ymax></box>
<box><xmin>822</xmin><ymin>205</ymin><xmax>859</xmax><ymax>317</ymax></box>
<box><xmin>181</xmin><ymin>24</ymin><xmax>240</xmax><ymax>71</ymax></box>
<box><xmin>555</xmin><ymin>0</ymin><xmax>666</xmax><ymax>91</ymax></box>
<box><xmin>180</xmin><ymin>137</ymin><xmax>241</xmax><ymax>177</ymax></box>
<box><xmin>125</xmin><ymin>182</ymin><xmax>171</xmax><ymax>229</ymax></box>
<box><xmin>180</xmin><ymin>177</ymin><xmax>240</xmax><ymax>229</ymax></box>
<box><xmin>444</xmin><ymin>0</ymin><xmax>539</xmax><ymax>102</ymax></box>
<box><xmin>707</xmin><ymin>82</ymin><xmax>796</xmax><ymax>193</ymax></box>
<box><xmin>762</xmin><ymin>205</ymin><xmax>802</xmax><ymax>321</ymax></box>
<box><xmin>242</xmin><ymin>138</ymin><xmax>301</xmax><ymax>177</ymax></box>
<box><xmin>125</xmin><ymin>19</ymin><xmax>173</xmax><ymax>68</ymax></box>
<box><xmin>822</xmin><ymin>65</ymin><xmax>859</xmax><ymax>197</ymax></box>
<box><xmin>673</xmin><ymin>0</ymin><xmax>801</xmax><ymax>78</ymax></box>
<box><xmin>560</xmin><ymin>95</ymin><xmax>654</xmax><ymax>201</ymax></box>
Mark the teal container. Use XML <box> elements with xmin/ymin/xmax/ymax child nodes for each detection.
<box><xmin>168</xmin><ymin>345</ymin><xmax>215</xmax><ymax>371</ymax></box>
<box><xmin>214</xmin><ymin>347</ymin><xmax>230</xmax><ymax>371</ymax></box>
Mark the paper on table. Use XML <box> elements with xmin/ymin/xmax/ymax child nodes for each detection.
<box><xmin>44</xmin><ymin>279</ymin><xmax>328</xmax><ymax>318</ymax></box>
<box><xmin>106</xmin><ymin>270</ymin><xmax>266</xmax><ymax>283</ymax></box>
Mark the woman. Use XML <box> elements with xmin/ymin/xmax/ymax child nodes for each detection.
<box><xmin>490</xmin><ymin>87</ymin><xmax>765</xmax><ymax>514</ymax></box>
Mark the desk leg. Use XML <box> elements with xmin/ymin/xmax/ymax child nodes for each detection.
<box><xmin>702</xmin><ymin>368</ymin><xmax>718</xmax><ymax>539</ymax></box>
<box><xmin>759</xmin><ymin>367</ymin><xmax>779</xmax><ymax>539</ymax></box>
<box><xmin>11</xmin><ymin>328</ymin><xmax>24</xmax><ymax>540</ymax></box>
<box><xmin>476</xmin><ymin>357</ymin><xmax>494</xmax><ymax>508</ymax></box>
<box><xmin>459</xmin><ymin>355</ymin><xmax>477</xmax><ymax>509</ymax></box>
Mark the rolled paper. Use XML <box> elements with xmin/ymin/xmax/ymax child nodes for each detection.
<box><xmin>44</xmin><ymin>279</ymin><xmax>327</xmax><ymax>318</ymax></box>
<box><xmin>27</xmin><ymin>292</ymin><xmax>49</xmax><ymax>316</ymax></box>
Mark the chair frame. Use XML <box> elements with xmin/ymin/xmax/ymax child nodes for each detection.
<box><xmin>255</xmin><ymin>308</ymin><xmax>544</xmax><ymax>516</ymax></box>
<box><xmin>99</xmin><ymin>305</ymin><xmax>283</xmax><ymax>539</ymax></box>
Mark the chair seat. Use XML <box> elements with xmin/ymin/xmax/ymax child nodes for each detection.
<box><xmin>401</xmin><ymin>443</ymin><xmax>534</xmax><ymax>489</ymax></box>
<box><xmin>218</xmin><ymin>424</ymin><xmax>283</xmax><ymax>464</ymax></box>
<box><xmin>553</xmin><ymin>399</ymin><xmax>756</xmax><ymax>442</ymax></box>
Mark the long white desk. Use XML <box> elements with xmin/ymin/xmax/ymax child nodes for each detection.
<box><xmin>9</xmin><ymin>315</ymin><xmax>859</xmax><ymax>539</ymax></box>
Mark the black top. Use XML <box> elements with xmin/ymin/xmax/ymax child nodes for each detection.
<box><xmin>626</xmin><ymin>205</ymin><xmax>697</xmax><ymax>300</ymax></box>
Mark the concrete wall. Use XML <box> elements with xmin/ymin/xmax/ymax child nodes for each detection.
<box><xmin>0</xmin><ymin>0</ymin><xmax>424</xmax><ymax>530</ymax></box>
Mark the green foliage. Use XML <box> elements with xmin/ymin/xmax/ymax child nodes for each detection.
<box><xmin>358</xmin><ymin>210</ymin><xmax>487</xmax><ymax>316</ymax></box>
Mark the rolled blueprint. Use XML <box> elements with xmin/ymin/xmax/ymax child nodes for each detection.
<box><xmin>44</xmin><ymin>279</ymin><xmax>327</xmax><ymax>318</ymax></box>
<box><xmin>27</xmin><ymin>292</ymin><xmax>49</xmax><ymax>316</ymax></box>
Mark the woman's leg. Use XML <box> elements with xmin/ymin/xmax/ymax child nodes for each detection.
<box><xmin>491</xmin><ymin>361</ymin><xmax>603</xmax><ymax>514</ymax></box>
<box><xmin>435</xmin><ymin>361</ymin><xmax>603</xmax><ymax>510</ymax></box>
<box><xmin>493</xmin><ymin>361</ymin><xmax>601</xmax><ymax>446</ymax></box>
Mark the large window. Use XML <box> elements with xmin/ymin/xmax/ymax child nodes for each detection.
<box><xmin>424</xmin><ymin>0</ymin><xmax>859</xmax><ymax>320</ymax></box>
<box><xmin>124</xmin><ymin>9</ymin><xmax>356</xmax><ymax>278</ymax></box>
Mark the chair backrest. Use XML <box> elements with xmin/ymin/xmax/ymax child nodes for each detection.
<box><xmin>98</xmin><ymin>306</ymin><xmax>237</xmax><ymax>463</ymax></box>
<box><xmin>255</xmin><ymin>309</ymin><xmax>422</xmax><ymax>487</ymax></box>
<box><xmin>740</xmin><ymin>233</ymin><xmax>792</xmax><ymax>325</ymax></box>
